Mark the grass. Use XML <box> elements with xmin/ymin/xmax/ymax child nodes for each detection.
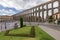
<box><xmin>9</xmin><ymin>26</ymin><xmax>31</xmax><ymax>35</ymax></box>
<box><xmin>0</xmin><ymin>26</ymin><xmax>55</xmax><ymax>40</ymax></box>
<box><xmin>35</xmin><ymin>26</ymin><xmax>55</xmax><ymax>40</ymax></box>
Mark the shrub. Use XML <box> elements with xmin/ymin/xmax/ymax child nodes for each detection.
<box><xmin>48</xmin><ymin>16</ymin><xmax>53</xmax><ymax>23</ymax></box>
<box><xmin>23</xmin><ymin>24</ymin><xmax>26</xmax><ymax>27</ymax></box>
<box><xmin>20</xmin><ymin>17</ymin><xmax>23</xmax><ymax>28</ymax></box>
<box><xmin>30</xmin><ymin>26</ymin><xmax>35</xmax><ymax>37</ymax></box>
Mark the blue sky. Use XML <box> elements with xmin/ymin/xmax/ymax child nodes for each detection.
<box><xmin>0</xmin><ymin>0</ymin><xmax>51</xmax><ymax>16</ymax></box>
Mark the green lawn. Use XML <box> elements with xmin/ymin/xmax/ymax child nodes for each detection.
<box><xmin>0</xmin><ymin>26</ymin><xmax>55</xmax><ymax>40</ymax></box>
<box><xmin>9</xmin><ymin>26</ymin><xmax>31</xmax><ymax>34</ymax></box>
<box><xmin>35</xmin><ymin>26</ymin><xmax>55</xmax><ymax>40</ymax></box>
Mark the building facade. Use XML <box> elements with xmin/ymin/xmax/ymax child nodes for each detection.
<box><xmin>53</xmin><ymin>13</ymin><xmax>60</xmax><ymax>20</ymax></box>
<box><xmin>0</xmin><ymin>15</ymin><xmax>13</xmax><ymax>22</ymax></box>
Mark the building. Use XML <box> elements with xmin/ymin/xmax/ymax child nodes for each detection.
<box><xmin>53</xmin><ymin>13</ymin><xmax>60</xmax><ymax>20</ymax></box>
<box><xmin>0</xmin><ymin>15</ymin><xmax>13</xmax><ymax>22</ymax></box>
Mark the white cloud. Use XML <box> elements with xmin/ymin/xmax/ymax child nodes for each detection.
<box><xmin>0</xmin><ymin>9</ymin><xmax>16</xmax><ymax>15</ymax></box>
<box><xmin>0</xmin><ymin>0</ymin><xmax>59</xmax><ymax>16</ymax></box>
<box><xmin>0</xmin><ymin>0</ymin><xmax>50</xmax><ymax>10</ymax></box>
<box><xmin>2</xmin><ymin>13</ymin><xmax>6</xmax><ymax>15</ymax></box>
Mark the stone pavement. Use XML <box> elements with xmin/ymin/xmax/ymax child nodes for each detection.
<box><xmin>39</xmin><ymin>25</ymin><xmax>60</xmax><ymax>40</ymax></box>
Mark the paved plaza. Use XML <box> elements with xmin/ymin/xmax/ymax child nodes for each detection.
<box><xmin>0</xmin><ymin>21</ymin><xmax>20</xmax><ymax>32</ymax></box>
<box><xmin>0</xmin><ymin>21</ymin><xmax>60</xmax><ymax>40</ymax></box>
<box><xmin>39</xmin><ymin>25</ymin><xmax>60</xmax><ymax>40</ymax></box>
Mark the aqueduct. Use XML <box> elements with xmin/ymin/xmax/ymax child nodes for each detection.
<box><xmin>13</xmin><ymin>0</ymin><xmax>60</xmax><ymax>22</ymax></box>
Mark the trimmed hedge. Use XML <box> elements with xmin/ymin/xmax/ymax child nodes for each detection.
<box><xmin>5</xmin><ymin>26</ymin><xmax>35</xmax><ymax>37</ymax></box>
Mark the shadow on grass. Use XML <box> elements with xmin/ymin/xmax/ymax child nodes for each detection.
<box><xmin>5</xmin><ymin>26</ymin><xmax>35</xmax><ymax>38</ymax></box>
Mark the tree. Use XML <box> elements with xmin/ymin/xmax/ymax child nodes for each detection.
<box><xmin>48</xmin><ymin>15</ymin><xmax>53</xmax><ymax>23</ymax></box>
<box><xmin>20</xmin><ymin>17</ymin><xmax>23</xmax><ymax>28</ymax></box>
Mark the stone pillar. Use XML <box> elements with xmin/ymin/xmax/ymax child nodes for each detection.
<box><xmin>38</xmin><ymin>6</ymin><xmax>40</xmax><ymax>22</ymax></box>
<box><xmin>46</xmin><ymin>4</ymin><xmax>49</xmax><ymax>22</ymax></box>
<box><xmin>23</xmin><ymin>16</ymin><xmax>25</xmax><ymax>22</ymax></box>
<box><xmin>24</xmin><ymin>15</ymin><xmax>26</xmax><ymax>22</ymax></box>
<box><xmin>24</xmin><ymin>16</ymin><xmax>26</xmax><ymax>22</ymax></box>
<box><xmin>31</xmin><ymin>13</ymin><xmax>32</xmax><ymax>22</ymax></box>
<box><xmin>59</xmin><ymin>13</ymin><xmax>60</xmax><ymax>19</ymax></box>
<box><xmin>27</xmin><ymin>14</ymin><xmax>29</xmax><ymax>22</ymax></box>
<box><xmin>33</xmin><ymin>9</ymin><xmax>35</xmax><ymax>22</ymax></box>
<box><xmin>28</xmin><ymin>14</ymin><xmax>29</xmax><ymax>22</ymax></box>
<box><xmin>51</xmin><ymin>0</ymin><xmax>54</xmax><ymax>1</ymax></box>
<box><xmin>42</xmin><ymin>5</ymin><xmax>44</xmax><ymax>22</ymax></box>
<box><xmin>56</xmin><ymin>14</ymin><xmax>58</xmax><ymax>20</ymax></box>
<box><xmin>30</xmin><ymin>14</ymin><xmax>31</xmax><ymax>22</ymax></box>
<box><xmin>26</xmin><ymin>15</ymin><xmax>28</xmax><ymax>22</ymax></box>
<box><xmin>30</xmin><ymin>13</ymin><xmax>32</xmax><ymax>22</ymax></box>
<box><xmin>35</xmin><ymin>8</ymin><xmax>37</xmax><ymax>22</ymax></box>
<box><xmin>28</xmin><ymin>14</ymin><xmax>30</xmax><ymax>22</ymax></box>
<box><xmin>24</xmin><ymin>15</ymin><xmax>25</xmax><ymax>22</ymax></box>
<box><xmin>52</xmin><ymin>2</ymin><xmax>54</xmax><ymax>15</ymax></box>
<box><xmin>35</xmin><ymin>13</ymin><xmax>37</xmax><ymax>22</ymax></box>
<box><xmin>23</xmin><ymin>15</ymin><xmax>24</xmax><ymax>22</ymax></box>
<box><xmin>58</xmin><ymin>0</ymin><xmax>60</xmax><ymax>19</ymax></box>
<box><xmin>25</xmin><ymin>15</ymin><xmax>26</xmax><ymax>22</ymax></box>
<box><xmin>28</xmin><ymin>16</ymin><xmax>29</xmax><ymax>22</ymax></box>
<box><xmin>51</xmin><ymin>2</ymin><xmax>54</xmax><ymax>22</ymax></box>
<box><xmin>28</xmin><ymin>15</ymin><xmax>29</xmax><ymax>22</ymax></box>
<box><xmin>58</xmin><ymin>0</ymin><xmax>60</xmax><ymax>12</ymax></box>
<box><xmin>38</xmin><ymin>12</ymin><xmax>40</xmax><ymax>22</ymax></box>
<box><xmin>27</xmin><ymin>15</ymin><xmax>28</xmax><ymax>22</ymax></box>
